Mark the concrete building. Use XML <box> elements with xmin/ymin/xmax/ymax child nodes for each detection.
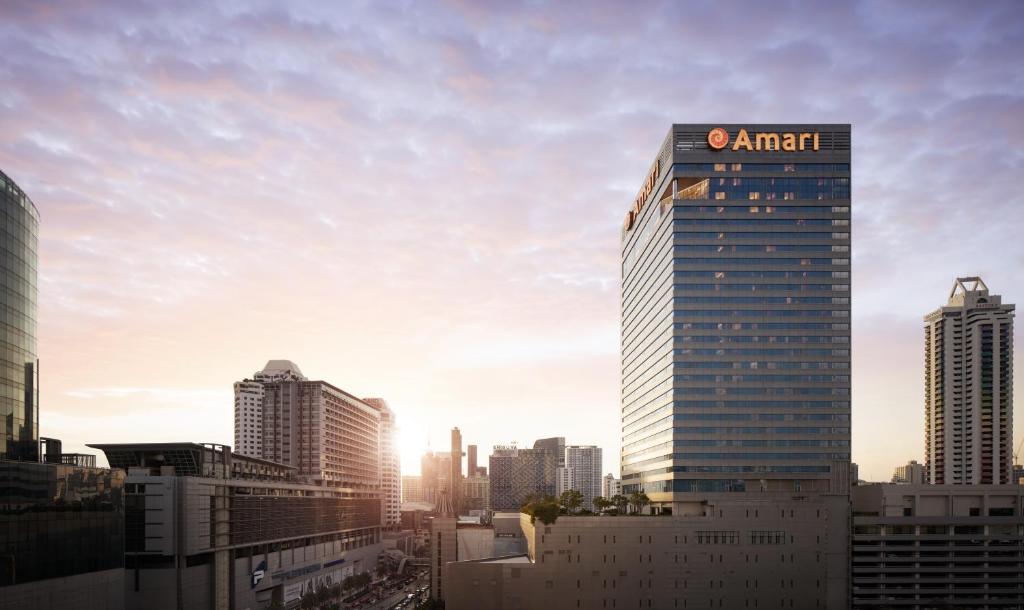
<box><xmin>451</xmin><ymin>427</ymin><xmax>464</xmax><ymax>514</ymax></box>
<box><xmin>421</xmin><ymin>450</ymin><xmax>452</xmax><ymax>506</ymax></box>
<box><xmin>489</xmin><ymin>445</ymin><xmax>557</xmax><ymax>511</ymax></box>
<box><xmin>0</xmin><ymin>460</ymin><xmax>125</xmax><ymax>610</ymax></box>
<box><xmin>467</xmin><ymin>444</ymin><xmax>478</xmax><ymax>476</ymax></box>
<box><xmin>91</xmin><ymin>442</ymin><xmax>382</xmax><ymax>610</ymax></box>
<box><xmin>0</xmin><ymin>170</ymin><xmax>40</xmax><ymax>462</ymax></box>
<box><xmin>364</xmin><ymin>398</ymin><xmax>400</xmax><ymax>527</ymax></box>
<box><xmin>402</xmin><ymin>475</ymin><xmax>424</xmax><ymax>503</ymax></box>
<box><xmin>463</xmin><ymin>474</ymin><xmax>490</xmax><ymax>512</ymax></box>
<box><xmin>852</xmin><ymin>483</ymin><xmax>1024</xmax><ymax>608</ymax></box>
<box><xmin>925</xmin><ymin>277</ymin><xmax>1015</xmax><ymax>485</ymax></box>
<box><xmin>892</xmin><ymin>460</ymin><xmax>927</xmax><ymax>485</ymax></box>
<box><xmin>620</xmin><ymin>125</ymin><xmax>852</xmax><ymax>505</ymax></box>
<box><xmin>444</xmin><ymin>494</ymin><xmax>849</xmax><ymax>609</ymax></box>
<box><xmin>555</xmin><ymin>466</ymin><xmax>574</xmax><ymax>498</ymax></box>
<box><xmin>563</xmin><ymin>445</ymin><xmax>602</xmax><ymax>511</ymax></box>
<box><xmin>533</xmin><ymin>437</ymin><xmax>565</xmax><ymax>468</ymax></box>
<box><xmin>602</xmin><ymin>473</ymin><xmax>622</xmax><ymax>499</ymax></box>
<box><xmin>428</xmin><ymin>490</ymin><xmax>457</xmax><ymax>601</ymax></box>
<box><xmin>233</xmin><ymin>361</ymin><xmax>306</xmax><ymax>459</ymax></box>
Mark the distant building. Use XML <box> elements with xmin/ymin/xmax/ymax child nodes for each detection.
<box><xmin>451</xmin><ymin>427</ymin><xmax>464</xmax><ymax>514</ymax></box>
<box><xmin>402</xmin><ymin>475</ymin><xmax>424</xmax><ymax>503</ymax></box>
<box><xmin>0</xmin><ymin>460</ymin><xmax>125</xmax><ymax>610</ymax></box>
<box><xmin>462</xmin><ymin>475</ymin><xmax>490</xmax><ymax>512</ymax></box>
<box><xmin>489</xmin><ymin>445</ymin><xmax>556</xmax><ymax>511</ymax></box>
<box><xmin>563</xmin><ymin>445</ymin><xmax>602</xmax><ymax>511</ymax></box>
<box><xmin>1014</xmin><ymin>464</ymin><xmax>1024</xmax><ymax>485</ymax></box>
<box><xmin>533</xmin><ymin>437</ymin><xmax>565</xmax><ymax>468</ymax></box>
<box><xmin>421</xmin><ymin>450</ymin><xmax>452</xmax><ymax>506</ymax></box>
<box><xmin>555</xmin><ymin>466</ymin><xmax>574</xmax><ymax>498</ymax></box>
<box><xmin>925</xmin><ymin>278</ymin><xmax>1015</xmax><ymax>484</ymax></box>
<box><xmin>467</xmin><ymin>444</ymin><xmax>478</xmax><ymax>476</ymax></box>
<box><xmin>851</xmin><ymin>462</ymin><xmax>860</xmax><ymax>485</ymax></box>
<box><xmin>891</xmin><ymin>460</ymin><xmax>927</xmax><ymax>485</ymax></box>
<box><xmin>602</xmin><ymin>473</ymin><xmax>621</xmax><ymax>499</ymax></box>
<box><xmin>852</xmin><ymin>483</ymin><xmax>1024</xmax><ymax>608</ymax></box>
<box><xmin>364</xmin><ymin>398</ymin><xmax>400</xmax><ymax>527</ymax></box>
<box><xmin>91</xmin><ymin>442</ymin><xmax>382</xmax><ymax>610</ymax></box>
<box><xmin>429</xmin><ymin>490</ymin><xmax>457</xmax><ymax>601</ymax></box>
<box><xmin>233</xmin><ymin>360</ymin><xmax>306</xmax><ymax>458</ymax></box>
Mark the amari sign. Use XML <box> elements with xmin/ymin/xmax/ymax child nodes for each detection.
<box><xmin>707</xmin><ymin>127</ymin><xmax>819</xmax><ymax>152</ymax></box>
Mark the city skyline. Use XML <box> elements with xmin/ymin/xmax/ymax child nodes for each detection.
<box><xmin>1</xmin><ymin>1</ymin><xmax>1023</xmax><ymax>481</ymax></box>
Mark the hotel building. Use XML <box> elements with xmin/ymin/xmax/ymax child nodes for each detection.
<box><xmin>620</xmin><ymin>124</ymin><xmax>852</xmax><ymax>508</ymax></box>
<box><xmin>924</xmin><ymin>277</ymin><xmax>1014</xmax><ymax>484</ymax></box>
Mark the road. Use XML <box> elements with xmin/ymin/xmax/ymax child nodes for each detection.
<box><xmin>350</xmin><ymin>571</ymin><xmax>429</xmax><ymax>610</ymax></box>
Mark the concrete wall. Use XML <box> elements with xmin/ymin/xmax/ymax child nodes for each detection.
<box><xmin>1</xmin><ymin>568</ymin><xmax>124</xmax><ymax>610</ymax></box>
<box><xmin>446</xmin><ymin>494</ymin><xmax>849</xmax><ymax>609</ymax></box>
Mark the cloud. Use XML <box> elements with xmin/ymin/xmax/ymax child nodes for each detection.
<box><xmin>0</xmin><ymin>0</ymin><xmax>1021</xmax><ymax>478</ymax></box>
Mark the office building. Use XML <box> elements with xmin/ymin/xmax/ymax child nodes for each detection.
<box><xmin>402</xmin><ymin>475</ymin><xmax>424</xmax><ymax>503</ymax></box>
<box><xmin>533</xmin><ymin>437</ymin><xmax>565</xmax><ymax>468</ymax></box>
<box><xmin>468</xmin><ymin>444</ymin><xmax>478</xmax><ymax>476</ymax></box>
<box><xmin>0</xmin><ymin>170</ymin><xmax>39</xmax><ymax>462</ymax></box>
<box><xmin>620</xmin><ymin>124</ymin><xmax>852</xmax><ymax>507</ymax></box>
<box><xmin>233</xmin><ymin>360</ymin><xmax>306</xmax><ymax>459</ymax></box>
<box><xmin>451</xmin><ymin>427</ymin><xmax>464</xmax><ymax>514</ymax></box>
<box><xmin>444</xmin><ymin>495</ymin><xmax>849</xmax><ymax>610</ymax></box>
<box><xmin>421</xmin><ymin>450</ymin><xmax>452</xmax><ymax>506</ymax></box>
<box><xmin>852</xmin><ymin>483</ymin><xmax>1024</xmax><ymax>608</ymax></box>
<box><xmin>0</xmin><ymin>460</ymin><xmax>125</xmax><ymax>610</ymax></box>
<box><xmin>463</xmin><ymin>474</ymin><xmax>490</xmax><ymax>512</ymax></box>
<box><xmin>925</xmin><ymin>277</ymin><xmax>1015</xmax><ymax>484</ymax></box>
<box><xmin>892</xmin><ymin>459</ymin><xmax>927</xmax><ymax>485</ymax></box>
<box><xmin>364</xmin><ymin>397</ymin><xmax>400</xmax><ymax>527</ymax></box>
<box><xmin>91</xmin><ymin>442</ymin><xmax>382</xmax><ymax>610</ymax></box>
<box><xmin>563</xmin><ymin>445</ymin><xmax>602</xmax><ymax>511</ymax></box>
<box><xmin>489</xmin><ymin>444</ymin><xmax>557</xmax><ymax>511</ymax></box>
<box><xmin>602</xmin><ymin>473</ymin><xmax>621</xmax><ymax>499</ymax></box>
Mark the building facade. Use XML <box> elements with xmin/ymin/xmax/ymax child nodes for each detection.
<box><xmin>364</xmin><ymin>398</ymin><xmax>400</xmax><ymax>527</ymax></box>
<box><xmin>445</xmin><ymin>495</ymin><xmax>849</xmax><ymax>610</ymax></box>
<box><xmin>463</xmin><ymin>475</ymin><xmax>490</xmax><ymax>512</ymax></box>
<box><xmin>0</xmin><ymin>460</ymin><xmax>125</xmax><ymax>610</ymax></box>
<box><xmin>925</xmin><ymin>277</ymin><xmax>1015</xmax><ymax>485</ymax></box>
<box><xmin>402</xmin><ymin>475</ymin><xmax>424</xmax><ymax>503</ymax></box>
<box><xmin>91</xmin><ymin>443</ymin><xmax>382</xmax><ymax>610</ymax></box>
<box><xmin>421</xmin><ymin>450</ymin><xmax>452</xmax><ymax>506</ymax></box>
<box><xmin>892</xmin><ymin>460</ymin><xmax>927</xmax><ymax>485</ymax></box>
<box><xmin>602</xmin><ymin>473</ymin><xmax>621</xmax><ymax>499</ymax></box>
<box><xmin>620</xmin><ymin>124</ymin><xmax>852</xmax><ymax>509</ymax></box>
<box><xmin>233</xmin><ymin>361</ymin><xmax>306</xmax><ymax>459</ymax></box>
<box><xmin>0</xmin><ymin>170</ymin><xmax>39</xmax><ymax>462</ymax></box>
<box><xmin>852</xmin><ymin>483</ymin><xmax>1024</xmax><ymax>608</ymax></box>
<box><xmin>563</xmin><ymin>445</ymin><xmax>602</xmax><ymax>511</ymax></box>
<box><xmin>451</xmin><ymin>427</ymin><xmax>464</xmax><ymax>514</ymax></box>
<box><xmin>489</xmin><ymin>445</ymin><xmax>557</xmax><ymax>511</ymax></box>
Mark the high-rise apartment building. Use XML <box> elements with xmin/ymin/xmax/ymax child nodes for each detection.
<box><xmin>365</xmin><ymin>397</ymin><xmax>401</xmax><ymax>527</ymax></box>
<box><xmin>401</xmin><ymin>475</ymin><xmax>424</xmax><ymax>503</ymax></box>
<box><xmin>533</xmin><ymin>437</ymin><xmax>565</xmax><ymax>468</ymax></box>
<box><xmin>489</xmin><ymin>444</ymin><xmax>557</xmax><ymax>510</ymax></box>
<box><xmin>621</xmin><ymin>124</ymin><xmax>852</xmax><ymax>508</ymax></box>
<box><xmin>234</xmin><ymin>361</ymin><xmax>381</xmax><ymax>490</ymax></box>
<box><xmin>233</xmin><ymin>360</ymin><xmax>306</xmax><ymax>459</ymax></box>
<box><xmin>892</xmin><ymin>459</ymin><xmax>927</xmax><ymax>484</ymax></box>
<box><xmin>563</xmin><ymin>445</ymin><xmax>602</xmax><ymax>510</ymax></box>
<box><xmin>0</xmin><ymin>170</ymin><xmax>39</xmax><ymax>462</ymax></box>
<box><xmin>925</xmin><ymin>277</ymin><xmax>1014</xmax><ymax>485</ymax></box>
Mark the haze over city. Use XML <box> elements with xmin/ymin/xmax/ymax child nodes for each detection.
<box><xmin>1</xmin><ymin>0</ymin><xmax>1022</xmax><ymax>481</ymax></box>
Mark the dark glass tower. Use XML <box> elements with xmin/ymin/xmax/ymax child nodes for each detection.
<box><xmin>620</xmin><ymin>125</ymin><xmax>851</xmax><ymax>509</ymax></box>
<box><xmin>0</xmin><ymin>170</ymin><xmax>40</xmax><ymax>462</ymax></box>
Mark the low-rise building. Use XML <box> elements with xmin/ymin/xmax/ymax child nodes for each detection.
<box><xmin>0</xmin><ymin>460</ymin><xmax>125</xmax><ymax>610</ymax></box>
<box><xmin>443</xmin><ymin>493</ymin><xmax>849</xmax><ymax>609</ymax></box>
<box><xmin>91</xmin><ymin>442</ymin><xmax>383</xmax><ymax>610</ymax></box>
<box><xmin>852</xmin><ymin>483</ymin><xmax>1024</xmax><ymax>608</ymax></box>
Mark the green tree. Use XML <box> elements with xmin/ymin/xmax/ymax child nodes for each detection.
<box><xmin>592</xmin><ymin>496</ymin><xmax>612</xmax><ymax>514</ymax></box>
<box><xmin>610</xmin><ymin>494</ymin><xmax>628</xmax><ymax>514</ymax></box>
<box><xmin>628</xmin><ymin>491</ymin><xmax>651</xmax><ymax>515</ymax></box>
<box><xmin>521</xmin><ymin>496</ymin><xmax>560</xmax><ymax>525</ymax></box>
<box><xmin>558</xmin><ymin>489</ymin><xmax>583</xmax><ymax>515</ymax></box>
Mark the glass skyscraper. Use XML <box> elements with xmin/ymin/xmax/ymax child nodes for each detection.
<box><xmin>0</xmin><ymin>169</ymin><xmax>39</xmax><ymax>462</ymax></box>
<box><xmin>620</xmin><ymin>125</ymin><xmax>851</xmax><ymax>509</ymax></box>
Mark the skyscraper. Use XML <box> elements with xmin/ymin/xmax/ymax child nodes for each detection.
<box><xmin>0</xmin><ymin>170</ymin><xmax>39</xmax><ymax>462</ymax></box>
<box><xmin>233</xmin><ymin>360</ymin><xmax>306</xmax><ymax>458</ymax></box>
<box><xmin>364</xmin><ymin>397</ymin><xmax>401</xmax><ymax>527</ymax></box>
<box><xmin>467</xmin><ymin>444</ymin><xmax>478</xmax><ymax>476</ymax></box>
<box><xmin>620</xmin><ymin>124</ymin><xmax>852</xmax><ymax>510</ymax></box>
<box><xmin>450</xmin><ymin>427</ymin><xmax>463</xmax><ymax>514</ymax></box>
<box><xmin>925</xmin><ymin>277</ymin><xmax>1014</xmax><ymax>484</ymax></box>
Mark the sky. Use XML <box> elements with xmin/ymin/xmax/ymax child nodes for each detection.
<box><xmin>0</xmin><ymin>0</ymin><xmax>1022</xmax><ymax>482</ymax></box>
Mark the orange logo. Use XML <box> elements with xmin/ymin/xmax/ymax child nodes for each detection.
<box><xmin>707</xmin><ymin>128</ymin><xmax>729</xmax><ymax>150</ymax></box>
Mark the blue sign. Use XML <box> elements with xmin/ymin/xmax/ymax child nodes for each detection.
<box><xmin>252</xmin><ymin>560</ymin><xmax>267</xmax><ymax>588</ymax></box>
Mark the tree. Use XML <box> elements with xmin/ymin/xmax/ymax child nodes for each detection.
<box><xmin>628</xmin><ymin>491</ymin><xmax>651</xmax><ymax>515</ymax></box>
<box><xmin>610</xmin><ymin>494</ymin><xmax>628</xmax><ymax>514</ymax></box>
<box><xmin>592</xmin><ymin>496</ymin><xmax>612</xmax><ymax>514</ymax></box>
<box><xmin>559</xmin><ymin>489</ymin><xmax>583</xmax><ymax>515</ymax></box>
<box><xmin>521</xmin><ymin>496</ymin><xmax>560</xmax><ymax>525</ymax></box>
